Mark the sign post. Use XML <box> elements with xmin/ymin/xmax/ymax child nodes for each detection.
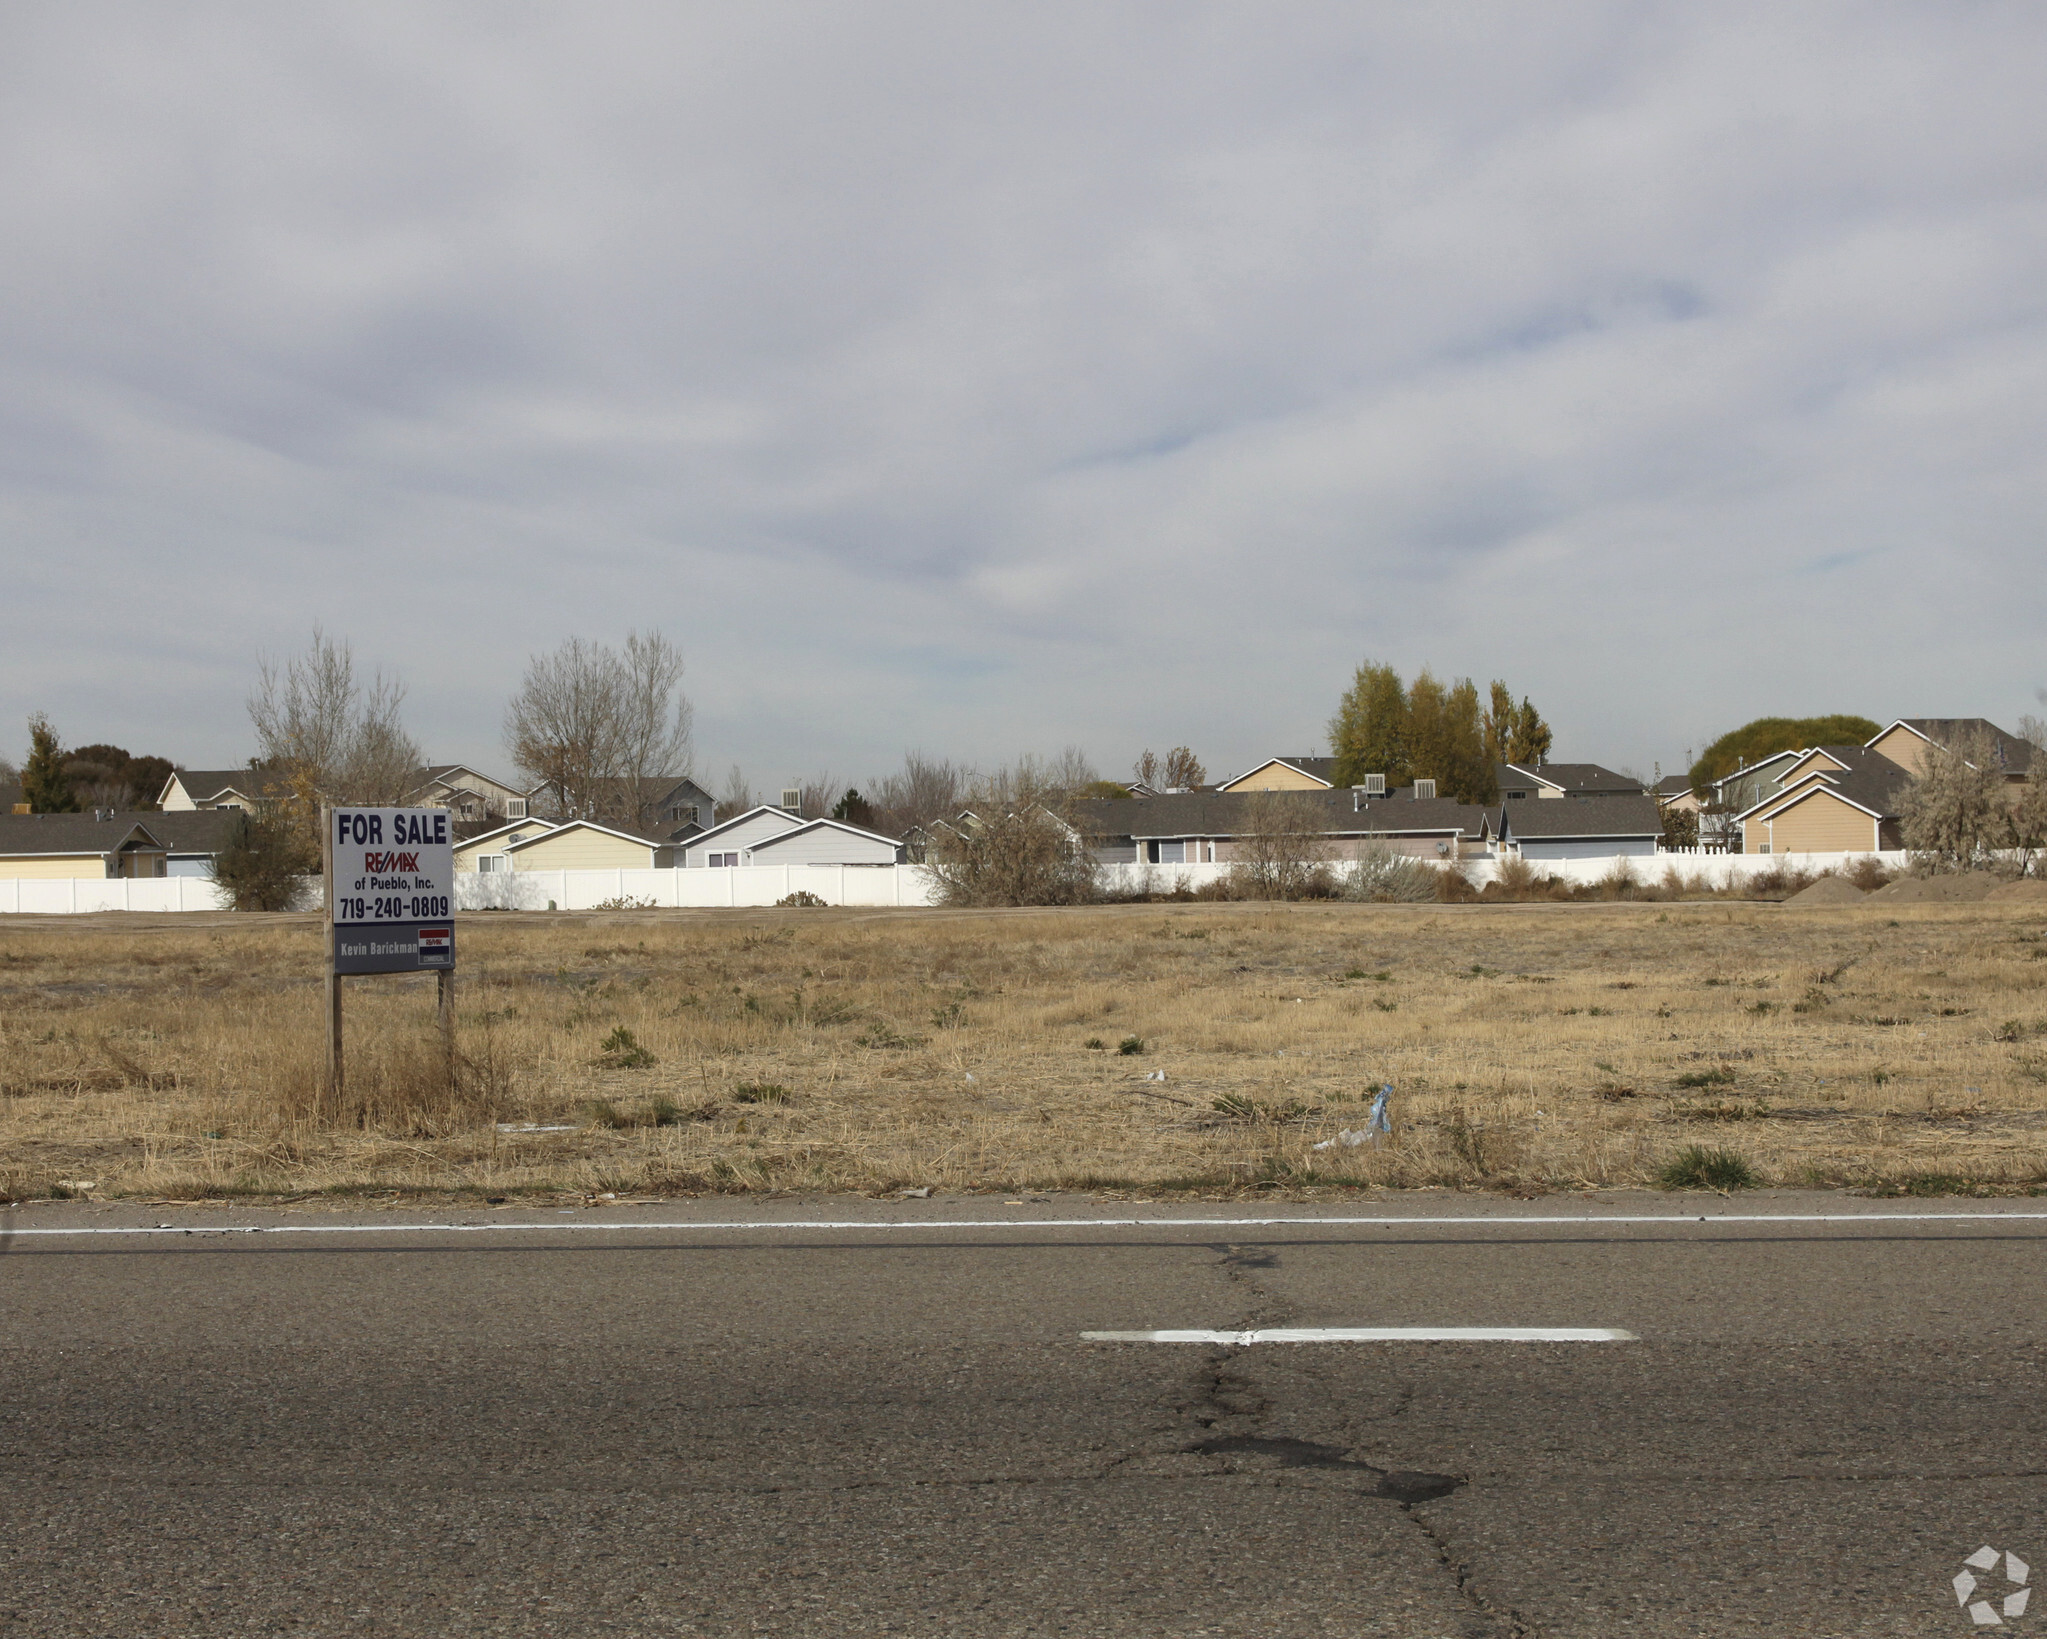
<box><xmin>324</xmin><ymin>806</ymin><xmax>458</xmax><ymax>1094</ymax></box>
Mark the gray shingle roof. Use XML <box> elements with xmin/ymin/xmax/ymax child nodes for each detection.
<box><xmin>1503</xmin><ymin>762</ymin><xmax>1644</xmax><ymax>795</ymax></box>
<box><xmin>0</xmin><ymin>809</ymin><xmax>245</xmax><ymax>857</ymax></box>
<box><xmin>1071</xmin><ymin>789</ymin><xmax>1491</xmax><ymax>841</ymax></box>
<box><xmin>1497</xmin><ymin>794</ymin><xmax>1663</xmax><ymax>840</ymax></box>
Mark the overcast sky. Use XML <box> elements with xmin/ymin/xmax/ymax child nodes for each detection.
<box><xmin>5</xmin><ymin>3</ymin><xmax>2044</xmax><ymax>790</ymax></box>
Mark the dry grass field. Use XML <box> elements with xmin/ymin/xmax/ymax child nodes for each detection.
<box><xmin>6</xmin><ymin>898</ymin><xmax>2047</xmax><ymax>1204</ymax></box>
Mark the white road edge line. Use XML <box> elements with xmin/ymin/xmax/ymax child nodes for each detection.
<box><xmin>3</xmin><ymin>1212</ymin><xmax>2046</xmax><ymax>1238</ymax></box>
<box><xmin>1081</xmin><ymin>1327</ymin><xmax>1637</xmax><ymax>1344</ymax></box>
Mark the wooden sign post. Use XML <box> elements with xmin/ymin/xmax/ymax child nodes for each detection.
<box><xmin>324</xmin><ymin>805</ymin><xmax>457</xmax><ymax>1096</ymax></box>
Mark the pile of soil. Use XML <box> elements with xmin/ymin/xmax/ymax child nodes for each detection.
<box><xmin>1783</xmin><ymin>875</ymin><xmax>1868</xmax><ymax>906</ymax></box>
<box><xmin>1987</xmin><ymin>878</ymin><xmax>2047</xmax><ymax>903</ymax></box>
<box><xmin>1867</xmin><ymin>872</ymin><xmax>2003</xmax><ymax>904</ymax></box>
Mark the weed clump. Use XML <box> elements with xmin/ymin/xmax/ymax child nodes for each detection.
<box><xmin>597</xmin><ymin>1026</ymin><xmax>656</xmax><ymax>1069</ymax></box>
<box><xmin>733</xmin><ymin>1082</ymin><xmax>791</xmax><ymax>1104</ymax></box>
<box><xmin>1657</xmin><ymin>1145</ymin><xmax>1760</xmax><ymax>1190</ymax></box>
<box><xmin>1117</xmin><ymin>1035</ymin><xmax>1146</xmax><ymax>1056</ymax></box>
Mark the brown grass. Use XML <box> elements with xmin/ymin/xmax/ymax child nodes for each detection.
<box><xmin>4</xmin><ymin>898</ymin><xmax>2047</xmax><ymax>1203</ymax></box>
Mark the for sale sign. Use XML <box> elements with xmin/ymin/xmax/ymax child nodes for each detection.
<box><xmin>328</xmin><ymin>808</ymin><xmax>456</xmax><ymax>975</ymax></box>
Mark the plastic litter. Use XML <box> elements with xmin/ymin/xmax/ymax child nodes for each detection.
<box><xmin>496</xmin><ymin>1124</ymin><xmax>582</xmax><ymax>1133</ymax></box>
<box><xmin>900</xmin><ymin>1186</ymin><xmax>932</xmax><ymax>1199</ymax></box>
<box><xmin>1367</xmin><ymin>1084</ymin><xmax>1392</xmax><ymax>1137</ymax></box>
<box><xmin>1312</xmin><ymin>1130</ymin><xmax>1371</xmax><ymax>1151</ymax></box>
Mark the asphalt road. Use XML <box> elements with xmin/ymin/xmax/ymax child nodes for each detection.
<box><xmin>2</xmin><ymin>1193</ymin><xmax>2042</xmax><ymax>1638</ymax></box>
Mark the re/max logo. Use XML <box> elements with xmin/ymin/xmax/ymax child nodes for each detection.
<box><xmin>362</xmin><ymin>851</ymin><xmax>421</xmax><ymax>873</ymax></box>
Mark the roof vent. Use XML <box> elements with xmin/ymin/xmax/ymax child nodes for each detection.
<box><xmin>779</xmin><ymin>787</ymin><xmax>802</xmax><ymax>812</ymax></box>
<box><xmin>1361</xmin><ymin>773</ymin><xmax>1386</xmax><ymax>796</ymax></box>
<box><xmin>1412</xmin><ymin>779</ymin><xmax>1437</xmax><ymax>800</ymax></box>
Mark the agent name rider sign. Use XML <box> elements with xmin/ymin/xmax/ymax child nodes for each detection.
<box><xmin>329</xmin><ymin>808</ymin><xmax>456</xmax><ymax>975</ymax></box>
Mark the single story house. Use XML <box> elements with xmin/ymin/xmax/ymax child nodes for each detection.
<box><xmin>491</xmin><ymin>819</ymin><xmax>682</xmax><ymax>872</ymax></box>
<box><xmin>1070</xmin><ymin>789</ymin><xmax>1493</xmax><ymax>864</ymax></box>
<box><xmin>1216</xmin><ymin>757</ymin><xmax>1340</xmax><ymax>793</ymax></box>
<box><xmin>1498</xmin><ymin>762</ymin><xmax>1645</xmax><ymax>800</ymax></box>
<box><xmin>454</xmin><ymin>820</ymin><xmax>556</xmax><ymax>872</ymax></box>
<box><xmin>131</xmin><ymin>809</ymin><xmax>245</xmax><ymax>877</ymax></box>
<box><xmin>1496</xmin><ymin>794</ymin><xmax>1663</xmax><ymax>859</ymax></box>
<box><xmin>744</xmin><ymin>817</ymin><xmax>905</xmax><ymax>867</ymax></box>
<box><xmin>0</xmin><ymin>813</ymin><xmax>175</xmax><ymax>879</ymax></box>
<box><xmin>678</xmin><ymin>805</ymin><xmax>807</xmax><ymax>867</ymax></box>
<box><xmin>1737</xmin><ymin>747</ymin><xmax>1910</xmax><ymax>855</ymax></box>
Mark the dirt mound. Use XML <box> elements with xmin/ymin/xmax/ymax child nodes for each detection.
<box><xmin>1988</xmin><ymin>878</ymin><xmax>2047</xmax><ymax>903</ymax></box>
<box><xmin>1867</xmin><ymin>872</ymin><xmax>2003</xmax><ymax>904</ymax></box>
<box><xmin>1784</xmin><ymin>875</ymin><xmax>1868</xmax><ymax>906</ymax></box>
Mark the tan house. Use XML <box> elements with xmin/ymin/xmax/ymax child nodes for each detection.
<box><xmin>408</xmin><ymin>765</ymin><xmax>537</xmax><ymax>825</ymax></box>
<box><xmin>494</xmin><ymin>819</ymin><xmax>679</xmax><ymax>872</ymax></box>
<box><xmin>1865</xmin><ymin>719</ymin><xmax>2035</xmax><ymax>787</ymax></box>
<box><xmin>159</xmin><ymin>768</ymin><xmax>274</xmax><ymax>812</ymax></box>
<box><xmin>0</xmin><ymin>814</ymin><xmax>172</xmax><ymax>879</ymax></box>
<box><xmin>1069</xmin><ymin>789</ymin><xmax>1493</xmax><ymax>863</ymax></box>
<box><xmin>1216</xmin><ymin>757</ymin><xmax>1339</xmax><ymax>793</ymax></box>
<box><xmin>1737</xmin><ymin>746</ymin><xmax>1909</xmax><ymax>855</ymax></box>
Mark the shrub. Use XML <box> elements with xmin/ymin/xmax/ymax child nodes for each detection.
<box><xmin>1657</xmin><ymin>1145</ymin><xmax>1760</xmax><ymax>1190</ymax></box>
<box><xmin>597</xmin><ymin>1026</ymin><xmax>656</xmax><ymax>1069</ymax></box>
<box><xmin>1341</xmin><ymin>842</ymin><xmax>1437</xmax><ymax>903</ymax></box>
<box><xmin>1117</xmin><ymin>1035</ymin><xmax>1145</xmax><ymax>1056</ymax></box>
<box><xmin>210</xmin><ymin>805</ymin><xmax>318</xmax><ymax>911</ymax></box>
<box><xmin>733</xmin><ymin>1082</ymin><xmax>791</xmax><ymax>1103</ymax></box>
<box><xmin>776</xmin><ymin>890</ymin><xmax>827</xmax><ymax>908</ymax></box>
<box><xmin>590</xmin><ymin>894</ymin><xmax>658</xmax><ymax>911</ymax></box>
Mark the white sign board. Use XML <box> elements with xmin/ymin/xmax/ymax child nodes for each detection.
<box><xmin>328</xmin><ymin>807</ymin><xmax>456</xmax><ymax>975</ymax></box>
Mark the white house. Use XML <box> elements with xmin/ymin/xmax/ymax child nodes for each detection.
<box><xmin>678</xmin><ymin>805</ymin><xmax>807</xmax><ymax>867</ymax></box>
<box><xmin>745</xmin><ymin>817</ymin><xmax>904</xmax><ymax>867</ymax></box>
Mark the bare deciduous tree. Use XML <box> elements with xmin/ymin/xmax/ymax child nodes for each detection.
<box><xmin>1133</xmin><ymin>746</ymin><xmax>1203</xmax><ymax>790</ymax></box>
<box><xmin>248</xmin><ymin>628</ymin><xmax>421</xmax><ymax>810</ymax></box>
<box><xmin>504</xmin><ymin>631</ymin><xmax>693</xmax><ymax>828</ymax></box>
<box><xmin>714</xmin><ymin>764</ymin><xmax>758</xmax><ymax>823</ymax></box>
<box><xmin>1227</xmin><ymin>791</ymin><xmax>1334</xmax><ymax>900</ymax></box>
<box><xmin>866</xmin><ymin>752</ymin><xmax>967</xmax><ymax>837</ymax></box>
<box><xmin>1898</xmin><ymin>727</ymin><xmax>2010</xmax><ymax>873</ymax></box>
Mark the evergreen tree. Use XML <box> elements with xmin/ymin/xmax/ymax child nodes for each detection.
<box><xmin>1329</xmin><ymin>661</ymin><xmax>1410</xmax><ymax>788</ymax></box>
<box><xmin>831</xmin><ymin>788</ymin><xmax>878</xmax><ymax>828</ymax></box>
<box><xmin>21</xmin><ymin>715</ymin><xmax>79</xmax><ymax>813</ymax></box>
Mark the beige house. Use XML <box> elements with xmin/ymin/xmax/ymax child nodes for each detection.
<box><xmin>0</xmin><ymin>814</ymin><xmax>171</xmax><ymax>879</ymax></box>
<box><xmin>1737</xmin><ymin>746</ymin><xmax>1909</xmax><ymax>855</ymax></box>
<box><xmin>408</xmin><ymin>765</ymin><xmax>537</xmax><ymax>825</ymax></box>
<box><xmin>454</xmin><ymin>820</ymin><xmax>553</xmax><ymax>872</ymax></box>
<box><xmin>1216</xmin><ymin>757</ymin><xmax>1339</xmax><ymax>793</ymax></box>
<box><xmin>495</xmin><ymin>820</ymin><xmax>678</xmax><ymax>872</ymax></box>
<box><xmin>1865</xmin><ymin>719</ymin><xmax>2035</xmax><ymax>787</ymax></box>
<box><xmin>159</xmin><ymin>769</ymin><xmax>273</xmax><ymax>811</ymax></box>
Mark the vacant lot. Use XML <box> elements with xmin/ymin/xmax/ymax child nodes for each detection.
<box><xmin>4</xmin><ymin>899</ymin><xmax>2047</xmax><ymax>1203</ymax></box>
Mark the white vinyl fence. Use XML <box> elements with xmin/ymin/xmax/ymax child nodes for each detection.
<box><xmin>0</xmin><ymin>849</ymin><xmax>1926</xmax><ymax>916</ymax></box>
<box><xmin>0</xmin><ymin>876</ymin><xmax>236</xmax><ymax>914</ymax></box>
<box><xmin>458</xmin><ymin>863</ymin><xmax>941</xmax><ymax>912</ymax></box>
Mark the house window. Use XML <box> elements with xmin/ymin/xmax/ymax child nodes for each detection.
<box><xmin>707</xmin><ymin>851</ymin><xmax>739</xmax><ymax>868</ymax></box>
<box><xmin>668</xmin><ymin>803</ymin><xmax>699</xmax><ymax>826</ymax></box>
<box><xmin>478</xmin><ymin>854</ymin><xmax>510</xmax><ymax>873</ymax></box>
<box><xmin>1146</xmin><ymin>840</ymin><xmax>1185</xmax><ymax>864</ymax></box>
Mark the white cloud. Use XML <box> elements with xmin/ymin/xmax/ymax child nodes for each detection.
<box><xmin>3</xmin><ymin>1</ymin><xmax>2045</xmax><ymax>786</ymax></box>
